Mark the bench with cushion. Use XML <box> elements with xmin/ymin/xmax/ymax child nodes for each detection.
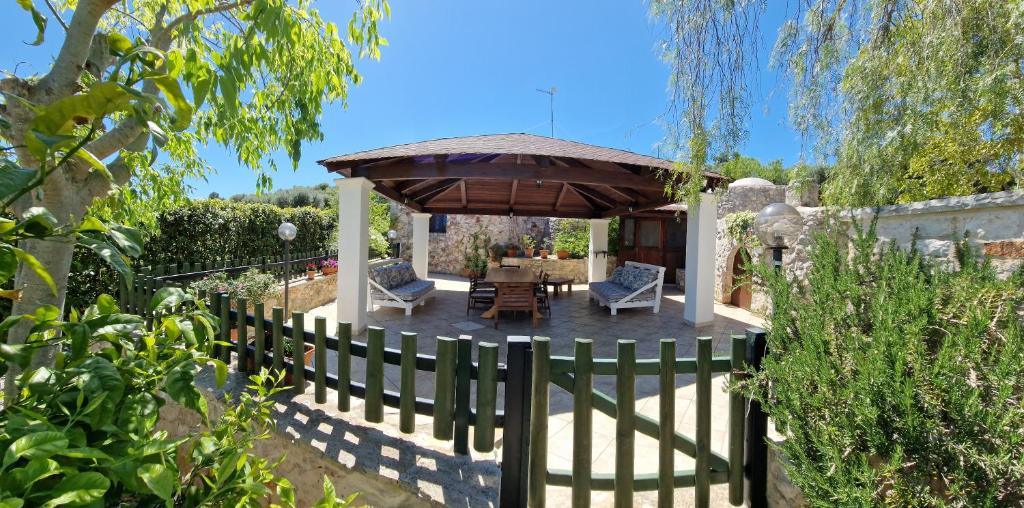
<box><xmin>588</xmin><ymin>261</ymin><xmax>665</xmax><ymax>315</ymax></box>
<box><xmin>369</xmin><ymin>259</ymin><xmax>435</xmax><ymax>315</ymax></box>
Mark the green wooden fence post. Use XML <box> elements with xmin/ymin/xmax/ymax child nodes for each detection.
<box><xmin>337</xmin><ymin>322</ymin><xmax>352</xmax><ymax>411</ymax></box>
<box><xmin>145</xmin><ymin>275</ymin><xmax>156</xmax><ymax>330</ymax></box>
<box><xmin>236</xmin><ymin>297</ymin><xmax>248</xmax><ymax>371</ymax></box>
<box><xmin>291</xmin><ymin>312</ymin><xmax>306</xmax><ymax>394</ymax></box>
<box><xmin>271</xmin><ymin>307</ymin><xmax>284</xmax><ymax>374</ymax></box>
<box><xmin>615</xmin><ymin>340</ymin><xmax>636</xmax><ymax>508</ymax></box>
<box><xmin>433</xmin><ymin>337</ymin><xmax>457</xmax><ymax>440</ymax></box>
<box><xmin>314</xmin><ymin>316</ymin><xmax>327</xmax><ymax>403</ymax></box>
<box><xmin>118</xmin><ymin>275</ymin><xmax>128</xmax><ymax>311</ymax></box>
<box><xmin>474</xmin><ymin>342</ymin><xmax>499</xmax><ymax>453</ymax></box>
<box><xmin>658</xmin><ymin>339</ymin><xmax>676</xmax><ymax>508</ymax></box>
<box><xmin>365</xmin><ymin>326</ymin><xmax>385</xmax><ymax>422</ymax></box>
<box><xmin>528</xmin><ymin>337</ymin><xmax>551</xmax><ymax>508</ymax></box>
<box><xmin>253</xmin><ymin>303</ymin><xmax>265</xmax><ymax>373</ymax></box>
<box><xmin>219</xmin><ymin>294</ymin><xmax>231</xmax><ymax>363</ymax></box>
<box><xmin>695</xmin><ymin>337</ymin><xmax>712</xmax><ymax>508</ymax></box>
<box><xmin>454</xmin><ymin>335</ymin><xmax>473</xmax><ymax>455</ymax></box>
<box><xmin>208</xmin><ymin>292</ymin><xmax>220</xmax><ymax>356</ymax></box>
<box><xmin>399</xmin><ymin>332</ymin><xmax>417</xmax><ymax>433</ymax></box>
<box><xmin>572</xmin><ymin>338</ymin><xmax>593</xmax><ymax>508</ymax></box>
<box><xmin>728</xmin><ymin>335</ymin><xmax>747</xmax><ymax>505</ymax></box>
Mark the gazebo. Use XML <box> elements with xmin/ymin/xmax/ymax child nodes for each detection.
<box><xmin>317</xmin><ymin>133</ymin><xmax>726</xmax><ymax>331</ymax></box>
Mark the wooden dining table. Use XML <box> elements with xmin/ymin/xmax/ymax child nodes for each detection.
<box><xmin>479</xmin><ymin>267</ymin><xmax>542</xmax><ymax>320</ymax></box>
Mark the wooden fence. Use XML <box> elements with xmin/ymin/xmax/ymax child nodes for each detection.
<box><xmin>122</xmin><ymin>273</ymin><xmax>764</xmax><ymax>508</ymax></box>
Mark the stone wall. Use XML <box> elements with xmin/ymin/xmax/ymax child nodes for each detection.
<box><xmin>157</xmin><ymin>388</ymin><xmax>436</xmax><ymax>507</ymax></box>
<box><xmin>715</xmin><ymin>187</ymin><xmax>1024</xmax><ymax>314</ymax></box>
<box><xmin>392</xmin><ymin>206</ymin><xmax>551</xmax><ymax>275</ymax></box>
<box><xmin>767</xmin><ymin>438</ymin><xmax>807</xmax><ymax>507</ymax></box>
<box><xmin>496</xmin><ymin>255</ymin><xmax>618</xmax><ymax>282</ymax></box>
<box><xmin>247</xmin><ymin>273</ymin><xmax>337</xmax><ymax>319</ymax></box>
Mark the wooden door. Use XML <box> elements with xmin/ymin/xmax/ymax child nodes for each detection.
<box><xmin>730</xmin><ymin>249</ymin><xmax>752</xmax><ymax>309</ymax></box>
<box><xmin>635</xmin><ymin>219</ymin><xmax>663</xmax><ymax>266</ymax></box>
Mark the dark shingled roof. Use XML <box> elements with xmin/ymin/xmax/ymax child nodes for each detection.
<box><xmin>318</xmin><ymin>133</ymin><xmax>725</xmax><ymax>218</ymax></box>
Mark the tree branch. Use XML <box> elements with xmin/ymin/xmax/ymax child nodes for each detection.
<box><xmin>85</xmin><ymin>117</ymin><xmax>145</xmax><ymax>160</ymax></box>
<box><xmin>156</xmin><ymin>0</ymin><xmax>255</xmax><ymax>42</ymax></box>
<box><xmin>37</xmin><ymin>0</ymin><xmax>115</xmax><ymax>98</ymax></box>
<box><xmin>43</xmin><ymin>0</ymin><xmax>69</xmax><ymax>31</ymax></box>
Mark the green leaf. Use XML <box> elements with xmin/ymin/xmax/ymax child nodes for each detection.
<box><xmin>219</xmin><ymin>74</ymin><xmax>238</xmax><ymax>114</ymax></box>
<box><xmin>78</xmin><ymin>234</ymin><xmax>132</xmax><ymax>285</ymax></box>
<box><xmin>0</xmin><ymin>159</ymin><xmax>38</xmax><ymax>205</ymax></box>
<box><xmin>11</xmin><ymin>247</ymin><xmax>56</xmax><ymax>295</ymax></box>
<box><xmin>0</xmin><ymin>245</ymin><xmax>17</xmax><ymax>283</ymax></box>
<box><xmin>25</xmin><ymin>82</ymin><xmax>131</xmax><ymax>157</ymax></box>
<box><xmin>72</xmin><ymin>147</ymin><xmax>111</xmax><ymax>180</ymax></box>
<box><xmin>59</xmin><ymin>447</ymin><xmax>111</xmax><ymax>460</ymax></box>
<box><xmin>149</xmin><ymin>287</ymin><xmax>193</xmax><ymax>313</ymax></box>
<box><xmin>17</xmin><ymin>207</ymin><xmax>58</xmax><ymax>237</ymax></box>
<box><xmin>3</xmin><ymin>458</ymin><xmax>59</xmax><ymax>491</ymax></box>
<box><xmin>106</xmin><ymin>224</ymin><xmax>145</xmax><ymax>258</ymax></box>
<box><xmin>211</xmin><ymin>358</ymin><xmax>228</xmax><ymax>387</ymax></box>
<box><xmin>164</xmin><ymin>360</ymin><xmax>207</xmax><ymax>418</ymax></box>
<box><xmin>0</xmin><ymin>498</ymin><xmax>24</xmax><ymax>508</ymax></box>
<box><xmin>0</xmin><ymin>343</ymin><xmax>32</xmax><ymax>369</ymax></box>
<box><xmin>41</xmin><ymin>471</ymin><xmax>109</xmax><ymax>508</ymax></box>
<box><xmin>152</xmin><ymin>75</ymin><xmax>194</xmax><ymax>131</ymax></box>
<box><xmin>2</xmin><ymin>432</ymin><xmax>68</xmax><ymax>471</ymax></box>
<box><xmin>138</xmin><ymin>463</ymin><xmax>174</xmax><ymax>500</ymax></box>
<box><xmin>15</xmin><ymin>0</ymin><xmax>46</xmax><ymax>46</ymax></box>
<box><xmin>106</xmin><ymin>32</ymin><xmax>132</xmax><ymax>55</ymax></box>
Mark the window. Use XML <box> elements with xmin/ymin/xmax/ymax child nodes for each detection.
<box><xmin>429</xmin><ymin>213</ymin><xmax>448</xmax><ymax>233</ymax></box>
<box><xmin>639</xmin><ymin>220</ymin><xmax>661</xmax><ymax>248</ymax></box>
<box><xmin>622</xmin><ymin>218</ymin><xmax>635</xmax><ymax>247</ymax></box>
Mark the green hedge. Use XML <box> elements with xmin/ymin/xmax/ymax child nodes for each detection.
<box><xmin>550</xmin><ymin>217</ymin><xmax>620</xmax><ymax>258</ymax></box>
<box><xmin>144</xmin><ymin>200</ymin><xmax>335</xmax><ymax>265</ymax></box>
<box><xmin>752</xmin><ymin>223</ymin><xmax>1024</xmax><ymax>505</ymax></box>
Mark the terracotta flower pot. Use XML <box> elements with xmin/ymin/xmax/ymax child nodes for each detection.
<box><xmin>525</xmin><ymin>247</ymin><xmax>535</xmax><ymax>258</ymax></box>
<box><xmin>306</xmin><ymin>270</ymin><xmax>316</xmax><ymax>280</ymax></box>
<box><xmin>556</xmin><ymin>250</ymin><xmax>570</xmax><ymax>260</ymax></box>
<box><xmin>284</xmin><ymin>343</ymin><xmax>316</xmax><ymax>385</ymax></box>
<box><xmin>321</xmin><ymin>266</ymin><xmax>337</xmax><ymax>276</ymax></box>
<box><xmin>506</xmin><ymin>247</ymin><xmax>518</xmax><ymax>258</ymax></box>
<box><xmin>539</xmin><ymin>249</ymin><xmax>549</xmax><ymax>259</ymax></box>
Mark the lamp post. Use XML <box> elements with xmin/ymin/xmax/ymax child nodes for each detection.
<box><xmin>387</xmin><ymin>229</ymin><xmax>399</xmax><ymax>259</ymax></box>
<box><xmin>745</xmin><ymin>202</ymin><xmax>802</xmax><ymax>508</ymax></box>
<box><xmin>277</xmin><ymin>222</ymin><xmax>297</xmax><ymax>314</ymax></box>
<box><xmin>754</xmin><ymin>202</ymin><xmax>802</xmax><ymax>272</ymax></box>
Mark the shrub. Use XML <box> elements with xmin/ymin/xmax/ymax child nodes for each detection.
<box><xmin>190</xmin><ymin>269</ymin><xmax>278</xmax><ymax>304</ymax></box>
<box><xmin>749</xmin><ymin>221</ymin><xmax>1024</xmax><ymax>505</ymax></box>
<box><xmin>552</xmin><ymin>219</ymin><xmax>589</xmax><ymax>258</ymax></box>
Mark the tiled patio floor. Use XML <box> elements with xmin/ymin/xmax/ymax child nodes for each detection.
<box><xmin>280</xmin><ymin>274</ymin><xmax>763</xmax><ymax>507</ymax></box>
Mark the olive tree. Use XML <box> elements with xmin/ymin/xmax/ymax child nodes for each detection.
<box><xmin>1</xmin><ymin>0</ymin><xmax>387</xmax><ymax>385</ymax></box>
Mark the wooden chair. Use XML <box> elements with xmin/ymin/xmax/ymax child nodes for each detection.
<box><xmin>467</xmin><ymin>275</ymin><xmax>496</xmax><ymax>314</ymax></box>
<box><xmin>494</xmin><ymin>282</ymin><xmax>538</xmax><ymax>329</ymax></box>
<box><xmin>535</xmin><ymin>272</ymin><xmax>551</xmax><ymax>317</ymax></box>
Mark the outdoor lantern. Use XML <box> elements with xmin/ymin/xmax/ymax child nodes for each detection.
<box><xmin>277</xmin><ymin>222</ymin><xmax>297</xmax><ymax>242</ymax></box>
<box><xmin>754</xmin><ymin>202</ymin><xmax>802</xmax><ymax>270</ymax></box>
<box><xmin>387</xmin><ymin>229</ymin><xmax>400</xmax><ymax>259</ymax></box>
<box><xmin>277</xmin><ymin>222</ymin><xmax>297</xmax><ymax>313</ymax></box>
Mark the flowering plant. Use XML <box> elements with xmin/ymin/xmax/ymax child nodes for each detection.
<box><xmin>320</xmin><ymin>258</ymin><xmax>338</xmax><ymax>269</ymax></box>
<box><xmin>306</xmin><ymin>262</ymin><xmax>317</xmax><ymax>271</ymax></box>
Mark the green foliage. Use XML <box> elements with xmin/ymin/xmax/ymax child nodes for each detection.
<box><xmin>146</xmin><ymin>200</ymin><xmax>335</xmax><ymax>265</ymax></box>
<box><xmin>749</xmin><ymin>222</ymin><xmax>1024</xmax><ymax>505</ymax></box>
<box><xmin>724</xmin><ymin>211</ymin><xmax>759</xmax><ymax>247</ymax></box>
<box><xmin>713</xmin><ymin>152</ymin><xmax>789</xmax><ymax>185</ymax></box>
<box><xmin>190</xmin><ymin>269</ymin><xmax>278</xmax><ymax>304</ymax></box>
<box><xmin>367</xmin><ymin>193</ymin><xmax>394</xmax><ymax>258</ymax></box>
<box><xmin>607</xmin><ymin>216</ymin><xmax>620</xmax><ymax>257</ymax></box>
<box><xmin>552</xmin><ymin>219</ymin><xmax>589</xmax><ymax>259</ymax></box>
<box><xmin>231</xmin><ymin>184</ymin><xmax>335</xmax><ymax>209</ymax></box>
<box><xmin>463</xmin><ymin>227</ymin><xmax>492</xmax><ymax>276</ymax></box>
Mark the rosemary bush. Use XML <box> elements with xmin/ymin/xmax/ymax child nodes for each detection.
<box><xmin>751</xmin><ymin>221</ymin><xmax>1024</xmax><ymax>506</ymax></box>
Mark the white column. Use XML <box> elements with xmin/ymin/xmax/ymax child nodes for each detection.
<box><xmin>588</xmin><ymin>218</ymin><xmax>610</xmax><ymax>282</ymax></box>
<box><xmin>336</xmin><ymin>177</ymin><xmax>374</xmax><ymax>333</ymax></box>
<box><xmin>411</xmin><ymin>212</ymin><xmax>431</xmax><ymax>279</ymax></box>
<box><xmin>683</xmin><ymin>193</ymin><xmax>717</xmax><ymax>327</ymax></box>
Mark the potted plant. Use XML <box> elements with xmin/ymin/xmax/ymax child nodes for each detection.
<box><xmin>462</xmin><ymin>228</ymin><xmax>491</xmax><ymax>277</ymax></box>
<box><xmin>539</xmin><ymin>240</ymin><xmax>550</xmax><ymax>259</ymax></box>
<box><xmin>506</xmin><ymin>243</ymin><xmax>519</xmax><ymax>258</ymax></box>
<box><xmin>489</xmin><ymin>242</ymin><xmax>506</xmax><ymax>262</ymax></box>
<box><xmin>305</xmin><ymin>262</ymin><xmax>317</xmax><ymax>280</ymax></box>
<box><xmin>320</xmin><ymin>258</ymin><xmax>338</xmax><ymax>275</ymax></box>
<box><xmin>282</xmin><ymin>337</ymin><xmax>315</xmax><ymax>385</ymax></box>
<box><xmin>521</xmin><ymin>235</ymin><xmax>536</xmax><ymax>258</ymax></box>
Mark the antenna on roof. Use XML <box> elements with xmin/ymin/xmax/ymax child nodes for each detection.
<box><xmin>535</xmin><ymin>86</ymin><xmax>556</xmax><ymax>137</ymax></box>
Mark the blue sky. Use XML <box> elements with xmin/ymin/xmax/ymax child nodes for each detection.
<box><xmin>1</xmin><ymin>1</ymin><xmax>800</xmax><ymax>197</ymax></box>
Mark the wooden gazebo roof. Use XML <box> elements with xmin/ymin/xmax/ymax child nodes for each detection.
<box><xmin>318</xmin><ymin>133</ymin><xmax>726</xmax><ymax>218</ymax></box>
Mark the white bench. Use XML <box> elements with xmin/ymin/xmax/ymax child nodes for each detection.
<box><xmin>588</xmin><ymin>261</ymin><xmax>666</xmax><ymax>315</ymax></box>
<box><xmin>368</xmin><ymin>258</ymin><xmax>435</xmax><ymax>315</ymax></box>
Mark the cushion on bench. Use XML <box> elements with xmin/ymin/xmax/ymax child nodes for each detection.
<box><xmin>372</xmin><ymin>278</ymin><xmax>435</xmax><ymax>302</ymax></box>
<box><xmin>589</xmin><ymin>280</ymin><xmax>655</xmax><ymax>303</ymax></box>
<box><xmin>370</xmin><ymin>262</ymin><xmax>416</xmax><ymax>290</ymax></box>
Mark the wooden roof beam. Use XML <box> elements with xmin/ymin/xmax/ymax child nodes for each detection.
<box><xmin>509</xmin><ymin>179</ymin><xmax>519</xmax><ymax>206</ymax></box>
<box><xmin>350</xmin><ymin>161</ymin><xmax>667</xmax><ymax>190</ymax></box>
<box><xmin>554</xmin><ymin>182</ymin><xmax>570</xmax><ymax>211</ymax></box>
<box><xmin>373</xmin><ymin>183</ymin><xmax>423</xmax><ymax>212</ymax></box>
<box><xmin>568</xmin><ymin>183</ymin><xmax>622</xmax><ymax>208</ymax></box>
<box><xmin>408</xmin><ymin>178</ymin><xmax>462</xmax><ymax>202</ymax></box>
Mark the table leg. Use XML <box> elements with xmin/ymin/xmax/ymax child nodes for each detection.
<box><xmin>480</xmin><ymin>305</ymin><xmax>498</xmax><ymax>319</ymax></box>
<box><xmin>567</xmin><ymin>282</ymin><xmax>572</xmax><ymax>296</ymax></box>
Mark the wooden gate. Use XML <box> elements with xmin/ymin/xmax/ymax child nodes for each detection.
<box><xmin>524</xmin><ymin>336</ymin><xmax>748</xmax><ymax>508</ymax></box>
